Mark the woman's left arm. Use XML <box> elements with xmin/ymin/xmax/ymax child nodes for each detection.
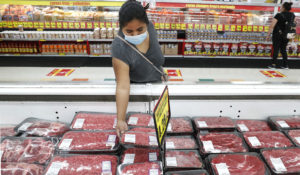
<box><xmin>267</xmin><ymin>18</ymin><xmax>278</xmax><ymax>39</ymax></box>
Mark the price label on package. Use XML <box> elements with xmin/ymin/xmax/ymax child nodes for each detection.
<box><xmin>270</xmin><ymin>158</ymin><xmax>287</xmax><ymax>172</ymax></box>
<box><xmin>45</xmin><ymin>162</ymin><xmax>63</xmax><ymax>175</ymax></box>
<box><xmin>123</xmin><ymin>154</ymin><xmax>135</xmax><ymax>164</ymax></box>
<box><xmin>59</xmin><ymin>139</ymin><xmax>73</xmax><ymax>150</ymax></box>
<box><xmin>73</xmin><ymin>118</ymin><xmax>85</xmax><ymax>129</ymax></box>
<box><xmin>277</xmin><ymin>121</ymin><xmax>290</xmax><ymax>128</ymax></box>
<box><xmin>102</xmin><ymin>161</ymin><xmax>112</xmax><ymax>175</ymax></box>
<box><xmin>166</xmin><ymin>141</ymin><xmax>175</xmax><ymax>149</ymax></box>
<box><xmin>128</xmin><ymin>117</ymin><xmax>138</xmax><ymax>125</ymax></box>
<box><xmin>19</xmin><ymin>122</ymin><xmax>33</xmax><ymax>131</ymax></box>
<box><xmin>216</xmin><ymin>163</ymin><xmax>230</xmax><ymax>175</ymax></box>
<box><xmin>148</xmin><ymin>118</ymin><xmax>154</xmax><ymax>127</ymax></box>
<box><xmin>106</xmin><ymin>135</ymin><xmax>116</xmax><ymax>147</ymax></box>
<box><xmin>248</xmin><ymin>136</ymin><xmax>261</xmax><ymax>147</ymax></box>
<box><xmin>203</xmin><ymin>140</ymin><xmax>215</xmax><ymax>152</ymax></box>
<box><xmin>149</xmin><ymin>169</ymin><xmax>159</xmax><ymax>175</ymax></box>
<box><xmin>125</xmin><ymin>134</ymin><xmax>136</xmax><ymax>143</ymax></box>
<box><xmin>167</xmin><ymin>123</ymin><xmax>172</xmax><ymax>132</ymax></box>
<box><xmin>149</xmin><ymin>152</ymin><xmax>157</xmax><ymax>161</ymax></box>
<box><xmin>295</xmin><ymin>137</ymin><xmax>300</xmax><ymax>144</ymax></box>
<box><xmin>197</xmin><ymin>121</ymin><xmax>208</xmax><ymax>128</ymax></box>
<box><xmin>149</xmin><ymin>136</ymin><xmax>158</xmax><ymax>146</ymax></box>
<box><xmin>166</xmin><ymin>157</ymin><xmax>177</xmax><ymax>167</ymax></box>
<box><xmin>238</xmin><ymin>124</ymin><xmax>249</xmax><ymax>132</ymax></box>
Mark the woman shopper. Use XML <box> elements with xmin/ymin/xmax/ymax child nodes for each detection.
<box><xmin>267</xmin><ymin>2</ymin><xmax>295</xmax><ymax>69</ymax></box>
<box><xmin>111</xmin><ymin>0</ymin><xmax>165</xmax><ymax>137</ymax></box>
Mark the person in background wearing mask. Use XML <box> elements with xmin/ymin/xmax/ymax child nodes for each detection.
<box><xmin>111</xmin><ymin>0</ymin><xmax>165</xmax><ymax>137</ymax></box>
<box><xmin>267</xmin><ymin>2</ymin><xmax>295</xmax><ymax>69</ymax></box>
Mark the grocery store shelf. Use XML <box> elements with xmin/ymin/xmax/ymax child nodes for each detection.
<box><xmin>185</xmin><ymin>40</ymin><xmax>272</xmax><ymax>44</ymax></box>
<box><xmin>184</xmin><ymin>56</ymin><xmax>271</xmax><ymax>60</ymax></box>
<box><xmin>159</xmin><ymin>39</ymin><xmax>184</xmax><ymax>43</ymax></box>
<box><xmin>164</xmin><ymin>55</ymin><xmax>183</xmax><ymax>58</ymax></box>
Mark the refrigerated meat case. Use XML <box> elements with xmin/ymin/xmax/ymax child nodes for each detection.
<box><xmin>0</xmin><ymin>0</ymin><xmax>300</xmax><ymax>66</ymax></box>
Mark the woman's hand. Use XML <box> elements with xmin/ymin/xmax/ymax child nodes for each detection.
<box><xmin>116</xmin><ymin>120</ymin><xmax>128</xmax><ymax>138</ymax></box>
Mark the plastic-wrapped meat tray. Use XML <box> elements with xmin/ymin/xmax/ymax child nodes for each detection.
<box><xmin>44</xmin><ymin>154</ymin><xmax>118</xmax><ymax>175</ymax></box>
<box><xmin>1</xmin><ymin>162</ymin><xmax>44</xmax><ymax>175</ymax></box>
<box><xmin>207</xmin><ymin>152</ymin><xmax>270</xmax><ymax>175</ymax></box>
<box><xmin>268</xmin><ymin>116</ymin><xmax>300</xmax><ymax>130</ymax></box>
<box><xmin>128</xmin><ymin>127</ymin><xmax>156</xmax><ymax>133</ymax></box>
<box><xmin>235</xmin><ymin>120</ymin><xmax>272</xmax><ymax>132</ymax></box>
<box><xmin>193</xmin><ymin>117</ymin><xmax>236</xmax><ymax>132</ymax></box>
<box><xmin>70</xmin><ymin>111</ymin><xmax>117</xmax><ymax>131</ymax></box>
<box><xmin>261</xmin><ymin>147</ymin><xmax>300</xmax><ymax>175</ymax></box>
<box><xmin>120</xmin><ymin>147</ymin><xmax>160</xmax><ymax>164</ymax></box>
<box><xmin>56</xmin><ymin>131</ymin><xmax>119</xmax><ymax>154</ymax></box>
<box><xmin>167</xmin><ymin>117</ymin><xmax>194</xmax><ymax>135</ymax></box>
<box><xmin>165</xmin><ymin>170</ymin><xmax>209</xmax><ymax>175</ymax></box>
<box><xmin>164</xmin><ymin>150</ymin><xmax>204</xmax><ymax>171</ymax></box>
<box><xmin>198</xmin><ymin>132</ymin><xmax>248</xmax><ymax>156</ymax></box>
<box><xmin>285</xmin><ymin>130</ymin><xmax>300</xmax><ymax>147</ymax></box>
<box><xmin>0</xmin><ymin>136</ymin><xmax>56</xmax><ymax>164</ymax></box>
<box><xmin>121</xmin><ymin>131</ymin><xmax>158</xmax><ymax>148</ymax></box>
<box><xmin>127</xmin><ymin>112</ymin><xmax>155</xmax><ymax>128</ymax></box>
<box><xmin>15</xmin><ymin>117</ymin><xmax>69</xmax><ymax>137</ymax></box>
<box><xmin>165</xmin><ymin>136</ymin><xmax>198</xmax><ymax>150</ymax></box>
<box><xmin>117</xmin><ymin>161</ymin><xmax>163</xmax><ymax>175</ymax></box>
<box><xmin>243</xmin><ymin>131</ymin><xmax>293</xmax><ymax>151</ymax></box>
<box><xmin>0</xmin><ymin>125</ymin><xmax>17</xmax><ymax>138</ymax></box>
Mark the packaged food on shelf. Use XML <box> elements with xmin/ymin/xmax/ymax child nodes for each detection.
<box><xmin>230</xmin><ymin>43</ymin><xmax>239</xmax><ymax>56</ymax></box>
<box><xmin>0</xmin><ymin>125</ymin><xmax>17</xmax><ymax>138</ymax></box>
<box><xmin>120</xmin><ymin>148</ymin><xmax>160</xmax><ymax>164</ymax></box>
<box><xmin>184</xmin><ymin>43</ymin><xmax>195</xmax><ymax>55</ymax></box>
<box><xmin>193</xmin><ymin>116</ymin><xmax>236</xmax><ymax>132</ymax></box>
<box><xmin>235</xmin><ymin>120</ymin><xmax>272</xmax><ymax>132</ymax></box>
<box><xmin>164</xmin><ymin>150</ymin><xmax>204</xmax><ymax>171</ymax></box>
<box><xmin>41</xmin><ymin>43</ymin><xmax>88</xmax><ymax>55</ymax></box>
<box><xmin>285</xmin><ymin>130</ymin><xmax>300</xmax><ymax>147</ymax></box>
<box><xmin>44</xmin><ymin>154</ymin><xmax>118</xmax><ymax>175</ymax></box>
<box><xmin>198</xmin><ymin>132</ymin><xmax>248</xmax><ymax>155</ymax></box>
<box><xmin>129</xmin><ymin>127</ymin><xmax>156</xmax><ymax>133</ymax></box>
<box><xmin>90</xmin><ymin>43</ymin><xmax>104</xmax><ymax>55</ymax></box>
<box><xmin>207</xmin><ymin>153</ymin><xmax>270</xmax><ymax>175</ymax></box>
<box><xmin>261</xmin><ymin>147</ymin><xmax>300</xmax><ymax>175</ymax></box>
<box><xmin>0</xmin><ymin>42</ymin><xmax>38</xmax><ymax>54</ymax></box>
<box><xmin>165</xmin><ymin>170</ymin><xmax>209</xmax><ymax>175</ymax></box>
<box><xmin>268</xmin><ymin>116</ymin><xmax>300</xmax><ymax>130</ymax></box>
<box><xmin>164</xmin><ymin>44</ymin><xmax>178</xmax><ymax>55</ymax></box>
<box><xmin>165</xmin><ymin>136</ymin><xmax>198</xmax><ymax>150</ymax></box>
<box><xmin>167</xmin><ymin>117</ymin><xmax>194</xmax><ymax>135</ymax></box>
<box><xmin>127</xmin><ymin>112</ymin><xmax>155</xmax><ymax>128</ymax></box>
<box><xmin>118</xmin><ymin>161</ymin><xmax>163</xmax><ymax>175</ymax></box>
<box><xmin>243</xmin><ymin>131</ymin><xmax>293</xmax><ymax>152</ymax></box>
<box><xmin>121</xmin><ymin>131</ymin><xmax>158</xmax><ymax>148</ymax></box>
<box><xmin>1</xmin><ymin>162</ymin><xmax>44</xmax><ymax>175</ymax></box>
<box><xmin>57</xmin><ymin>131</ymin><xmax>119</xmax><ymax>154</ymax></box>
<box><xmin>0</xmin><ymin>137</ymin><xmax>56</xmax><ymax>164</ymax></box>
<box><xmin>70</xmin><ymin>111</ymin><xmax>117</xmax><ymax>131</ymax></box>
<box><xmin>15</xmin><ymin>117</ymin><xmax>69</xmax><ymax>137</ymax></box>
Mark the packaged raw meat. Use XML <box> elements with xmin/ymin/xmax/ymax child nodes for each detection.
<box><xmin>15</xmin><ymin>117</ymin><xmax>69</xmax><ymax>137</ymax></box>
<box><xmin>165</xmin><ymin>136</ymin><xmax>198</xmax><ymax>150</ymax></box>
<box><xmin>235</xmin><ymin>120</ymin><xmax>272</xmax><ymax>132</ymax></box>
<box><xmin>243</xmin><ymin>131</ymin><xmax>293</xmax><ymax>151</ymax></box>
<box><xmin>129</xmin><ymin>127</ymin><xmax>156</xmax><ymax>133</ymax></box>
<box><xmin>0</xmin><ymin>125</ymin><xmax>17</xmax><ymax>138</ymax></box>
<box><xmin>120</xmin><ymin>148</ymin><xmax>160</xmax><ymax>164</ymax></box>
<box><xmin>193</xmin><ymin>117</ymin><xmax>236</xmax><ymax>132</ymax></box>
<box><xmin>1</xmin><ymin>162</ymin><xmax>44</xmax><ymax>175</ymax></box>
<box><xmin>261</xmin><ymin>147</ymin><xmax>300</xmax><ymax>174</ymax></box>
<box><xmin>285</xmin><ymin>130</ymin><xmax>300</xmax><ymax>147</ymax></box>
<box><xmin>167</xmin><ymin>117</ymin><xmax>194</xmax><ymax>135</ymax></box>
<box><xmin>121</xmin><ymin>131</ymin><xmax>158</xmax><ymax>148</ymax></box>
<box><xmin>71</xmin><ymin>111</ymin><xmax>117</xmax><ymax>131</ymax></box>
<box><xmin>44</xmin><ymin>154</ymin><xmax>118</xmax><ymax>175</ymax></box>
<box><xmin>0</xmin><ymin>137</ymin><xmax>56</xmax><ymax>164</ymax></box>
<box><xmin>165</xmin><ymin>170</ymin><xmax>209</xmax><ymax>175</ymax></box>
<box><xmin>127</xmin><ymin>112</ymin><xmax>155</xmax><ymax>128</ymax></box>
<box><xmin>164</xmin><ymin>150</ymin><xmax>204</xmax><ymax>171</ymax></box>
<box><xmin>268</xmin><ymin>116</ymin><xmax>300</xmax><ymax>130</ymax></box>
<box><xmin>117</xmin><ymin>161</ymin><xmax>163</xmax><ymax>175</ymax></box>
<box><xmin>207</xmin><ymin>153</ymin><xmax>270</xmax><ymax>175</ymax></box>
<box><xmin>57</xmin><ymin>131</ymin><xmax>119</xmax><ymax>154</ymax></box>
<box><xmin>198</xmin><ymin>132</ymin><xmax>248</xmax><ymax>155</ymax></box>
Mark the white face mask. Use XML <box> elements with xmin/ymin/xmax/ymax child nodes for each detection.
<box><xmin>124</xmin><ymin>31</ymin><xmax>148</xmax><ymax>45</ymax></box>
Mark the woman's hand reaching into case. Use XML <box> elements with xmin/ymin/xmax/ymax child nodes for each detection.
<box><xmin>116</xmin><ymin>120</ymin><xmax>128</xmax><ymax>138</ymax></box>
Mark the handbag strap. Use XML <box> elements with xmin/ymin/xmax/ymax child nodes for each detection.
<box><xmin>117</xmin><ymin>35</ymin><xmax>165</xmax><ymax>76</ymax></box>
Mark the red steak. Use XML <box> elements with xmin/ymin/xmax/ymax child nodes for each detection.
<box><xmin>243</xmin><ymin>131</ymin><xmax>293</xmax><ymax>149</ymax></box>
<box><xmin>1</xmin><ymin>162</ymin><xmax>44</xmax><ymax>175</ymax></box>
<box><xmin>209</xmin><ymin>153</ymin><xmax>267</xmax><ymax>175</ymax></box>
<box><xmin>121</xmin><ymin>132</ymin><xmax>158</xmax><ymax>148</ymax></box>
<box><xmin>167</xmin><ymin>117</ymin><xmax>193</xmax><ymax>134</ymax></box>
<box><xmin>194</xmin><ymin>117</ymin><xmax>235</xmax><ymax>130</ymax></box>
<box><xmin>1</xmin><ymin>137</ymin><xmax>54</xmax><ymax>164</ymax></box>
<box><xmin>269</xmin><ymin>116</ymin><xmax>300</xmax><ymax>130</ymax></box>
<box><xmin>57</xmin><ymin>131</ymin><xmax>118</xmax><ymax>152</ymax></box>
<box><xmin>71</xmin><ymin>112</ymin><xmax>117</xmax><ymax>130</ymax></box>
<box><xmin>287</xmin><ymin>130</ymin><xmax>300</xmax><ymax>146</ymax></box>
<box><xmin>165</xmin><ymin>136</ymin><xmax>197</xmax><ymax>150</ymax></box>
<box><xmin>44</xmin><ymin>155</ymin><xmax>118</xmax><ymax>175</ymax></box>
<box><xmin>129</xmin><ymin>127</ymin><xmax>156</xmax><ymax>133</ymax></box>
<box><xmin>165</xmin><ymin>150</ymin><xmax>203</xmax><ymax>168</ymax></box>
<box><xmin>127</xmin><ymin>113</ymin><xmax>154</xmax><ymax>127</ymax></box>
<box><xmin>165</xmin><ymin>170</ymin><xmax>208</xmax><ymax>175</ymax></box>
<box><xmin>262</xmin><ymin>147</ymin><xmax>300</xmax><ymax>174</ymax></box>
<box><xmin>199</xmin><ymin>133</ymin><xmax>247</xmax><ymax>154</ymax></box>
<box><xmin>236</xmin><ymin>120</ymin><xmax>272</xmax><ymax>132</ymax></box>
<box><xmin>121</xmin><ymin>148</ymin><xmax>160</xmax><ymax>164</ymax></box>
<box><xmin>120</xmin><ymin>162</ymin><xmax>162</xmax><ymax>175</ymax></box>
<box><xmin>0</xmin><ymin>126</ymin><xmax>16</xmax><ymax>137</ymax></box>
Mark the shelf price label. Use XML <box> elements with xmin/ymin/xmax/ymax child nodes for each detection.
<box><xmin>206</xmin><ymin>24</ymin><xmax>212</xmax><ymax>30</ymax></box>
<box><xmin>242</xmin><ymin>25</ymin><xmax>248</xmax><ymax>32</ymax></box>
<box><xmin>112</xmin><ymin>22</ymin><xmax>117</xmax><ymax>29</ymax></box>
<box><xmin>93</xmin><ymin>22</ymin><xmax>99</xmax><ymax>28</ymax></box>
<box><xmin>39</xmin><ymin>22</ymin><xmax>44</xmax><ymax>29</ymax></box>
<box><xmin>87</xmin><ymin>22</ymin><xmax>93</xmax><ymax>29</ymax></box>
<box><xmin>264</xmin><ymin>26</ymin><xmax>270</xmax><ymax>32</ymax></box>
<box><xmin>176</xmin><ymin>23</ymin><xmax>181</xmax><ymax>30</ymax></box>
<box><xmin>45</xmin><ymin>22</ymin><xmax>51</xmax><ymax>29</ymax></box>
<box><xmin>22</xmin><ymin>22</ymin><xmax>28</xmax><ymax>28</ymax></box>
<box><xmin>217</xmin><ymin>24</ymin><xmax>223</xmax><ymax>31</ymax></box>
<box><xmin>181</xmin><ymin>23</ymin><xmax>186</xmax><ymax>30</ymax></box>
<box><xmin>28</xmin><ymin>22</ymin><xmax>33</xmax><ymax>28</ymax></box>
<box><xmin>69</xmin><ymin>22</ymin><xmax>74</xmax><ymax>29</ymax></box>
<box><xmin>171</xmin><ymin>23</ymin><xmax>176</xmax><ymax>30</ymax></box>
<box><xmin>2</xmin><ymin>21</ymin><xmax>8</xmax><ymax>28</ymax></box>
<box><xmin>188</xmin><ymin>23</ymin><xmax>194</xmax><ymax>30</ymax></box>
<box><xmin>236</xmin><ymin>25</ymin><xmax>242</xmax><ymax>32</ymax></box>
<box><xmin>100</xmin><ymin>22</ymin><xmax>105</xmax><ymax>28</ymax></box>
<box><xmin>230</xmin><ymin>25</ymin><xmax>236</xmax><ymax>31</ymax></box>
<box><xmin>13</xmin><ymin>21</ymin><xmax>18</xmax><ymax>28</ymax></box>
<box><xmin>212</xmin><ymin>24</ymin><xmax>217</xmax><ymax>31</ymax></box>
<box><xmin>74</xmin><ymin>22</ymin><xmax>80</xmax><ymax>29</ymax></box>
<box><xmin>80</xmin><ymin>22</ymin><xmax>86</xmax><ymax>29</ymax></box>
<box><xmin>155</xmin><ymin>23</ymin><xmax>160</xmax><ymax>30</ymax></box>
<box><xmin>0</xmin><ymin>22</ymin><xmax>3</xmax><ymax>28</ymax></box>
<box><xmin>247</xmin><ymin>25</ymin><xmax>253</xmax><ymax>32</ymax></box>
<box><xmin>8</xmin><ymin>22</ymin><xmax>13</xmax><ymax>28</ymax></box>
<box><xmin>253</xmin><ymin>25</ymin><xmax>258</xmax><ymax>32</ymax></box>
<box><xmin>160</xmin><ymin>23</ymin><xmax>165</xmax><ymax>29</ymax></box>
<box><xmin>62</xmin><ymin>22</ymin><xmax>68</xmax><ymax>29</ymax></box>
<box><xmin>57</xmin><ymin>22</ymin><xmax>62</xmax><ymax>29</ymax></box>
<box><xmin>106</xmin><ymin>22</ymin><xmax>111</xmax><ymax>28</ymax></box>
<box><xmin>224</xmin><ymin>25</ymin><xmax>230</xmax><ymax>31</ymax></box>
<box><xmin>33</xmin><ymin>22</ymin><xmax>39</xmax><ymax>29</ymax></box>
<box><xmin>200</xmin><ymin>24</ymin><xmax>206</xmax><ymax>30</ymax></box>
<box><xmin>165</xmin><ymin>23</ymin><xmax>170</xmax><ymax>30</ymax></box>
<box><xmin>259</xmin><ymin>26</ymin><xmax>264</xmax><ymax>32</ymax></box>
<box><xmin>194</xmin><ymin>24</ymin><xmax>200</xmax><ymax>30</ymax></box>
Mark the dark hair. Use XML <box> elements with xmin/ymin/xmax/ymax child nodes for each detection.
<box><xmin>282</xmin><ymin>2</ymin><xmax>293</xmax><ymax>12</ymax></box>
<box><xmin>119</xmin><ymin>0</ymin><xmax>149</xmax><ymax>29</ymax></box>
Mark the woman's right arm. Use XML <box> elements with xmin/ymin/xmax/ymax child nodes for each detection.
<box><xmin>112</xmin><ymin>57</ymin><xmax>130</xmax><ymax>138</ymax></box>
